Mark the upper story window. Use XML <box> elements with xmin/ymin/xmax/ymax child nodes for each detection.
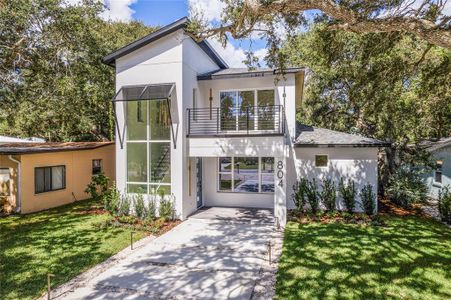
<box><xmin>219</xmin><ymin>89</ymin><xmax>275</xmax><ymax>131</ymax></box>
<box><xmin>92</xmin><ymin>159</ymin><xmax>102</xmax><ymax>175</ymax></box>
<box><xmin>0</xmin><ymin>168</ymin><xmax>10</xmax><ymax>196</ymax></box>
<box><xmin>35</xmin><ymin>166</ymin><xmax>66</xmax><ymax>194</ymax></box>
<box><xmin>435</xmin><ymin>160</ymin><xmax>443</xmax><ymax>184</ymax></box>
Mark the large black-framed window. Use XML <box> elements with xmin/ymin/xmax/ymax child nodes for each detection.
<box><xmin>35</xmin><ymin>166</ymin><xmax>66</xmax><ymax>194</ymax></box>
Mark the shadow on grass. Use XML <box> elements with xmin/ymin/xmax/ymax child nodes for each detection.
<box><xmin>0</xmin><ymin>199</ymin><xmax>146</xmax><ymax>300</ymax></box>
<box><xmin>275</xmin><ymin>216</ymin><xmax>451</xmax><ymax>300</ymax></box>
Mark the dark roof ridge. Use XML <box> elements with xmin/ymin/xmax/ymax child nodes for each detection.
<box><xmin>102</xmin><ymin>17</ymin><xmax>228</xmax><ymax>69</ymax></box>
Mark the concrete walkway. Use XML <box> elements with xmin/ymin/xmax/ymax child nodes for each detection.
<box><xmin>55</xmin><ymin>207</ymin><xmax>280</xmax><ymax>300</ymax></box>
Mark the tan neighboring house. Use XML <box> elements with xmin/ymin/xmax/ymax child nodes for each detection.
<box><xmin>0</xmin><ymin>142</ymin><xmax>115</xmax><ymax>214</ymax></box>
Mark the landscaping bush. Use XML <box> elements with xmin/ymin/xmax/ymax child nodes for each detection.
<box><xmin>159</xmin><ymin>194</ymin><xmax>174</xmax><ymax>221</ymax></box>
<box><xmin>118</xmin><ymin>195</ymin><xmax>131</xmax><ymax>216</ymax></box>
<box><xmin>84</xmin><ymin>173</ymin><xmax>109</xmax><ymax>200</ymax></box>
<box><xmin>292</xmin><ymin>178</ymin><xmax>308</xmax><ymax>212</ymax></box>
<box><xmin>360</xmin><ymin>183</ymin><xmax>376</xmax><ymax>215</ymax></box>
<box><xmin>438</xmin><ymin>186</ymin><xmax>451</xmax><ymax>224</ymax></box>
<box><xmin>104</xmin><ymin>183</ymin><xmax>120</xmax><ymax>215</ymax></box>
<box><xmin>387</xmin><ymin>166</ymin><xmax>427</xmax><ymax>207</ymax></box>
<box><xmin>320</xmin><ymin>178</ymin><xmax>336</xmax><ymax>212</ymax></box>
<box><xmin>305</xmin><ymin>179</ymin><xmax>319</xmax><ymax>214</ymax></box>
<box><xmin>134</xmin><ymin>194</ymin><xmax>146</xmax><ymax>219</ymax></box>
<box><xmin>339</xmin><ymin>178</ymin><xmax>357</xmax><ymax>212</ymax></box>
<box><xmin>147</xmin><ymin>197</ymin><xmax>157</xmax><ymax>220</ymax></box>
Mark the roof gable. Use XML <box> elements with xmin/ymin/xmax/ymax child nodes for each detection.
<box><xmin>102</xmin><ymin>17</ymin><xmax>227</xmax><ymax>69</ymax></box>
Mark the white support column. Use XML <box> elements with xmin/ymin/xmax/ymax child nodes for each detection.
<box><xmin>274</xmin><ymin>155</ymin><xmax>287</xmax><ymax>228</ymax></box>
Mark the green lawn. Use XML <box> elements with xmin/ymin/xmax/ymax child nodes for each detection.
<box><xmin>0</xmin><ymin>199</ymin><xmax>147</xmax><ymax>300</ymax></box>
<box><xmin>276</xmin><ymin>216</ymin><xmax>451</xmax><ymax>300</ymax></box>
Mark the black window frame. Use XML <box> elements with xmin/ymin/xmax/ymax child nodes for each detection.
<box><xmin>92</xmin><ymin>159</ymin><xmax>103</xmax><ymax>175</ymax></box>
<box><xmin>35</xmin><ymin>165</ymin><xmax>66</xmax><ymax>194</ymax></box>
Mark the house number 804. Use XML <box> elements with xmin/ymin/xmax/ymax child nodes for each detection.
<box><xmin>277</xmin><ymin>160</ymin><xmax>284</xmax><ymax>187</ymax></box>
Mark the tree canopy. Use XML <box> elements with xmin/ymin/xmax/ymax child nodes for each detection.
<box><xmin>0</xmin><ymin>0</ymin><xmax>156</xmax><ymax>141</ymax></box>
<box><xmin>190</xmin><ymin>0</ymin><xmax>451</xmax><ymax>52</ymax></box>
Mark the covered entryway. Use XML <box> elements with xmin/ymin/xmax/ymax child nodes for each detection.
<box><xmin>56</xmin><ymin>208</ymin><xmax>281</xmax><ymax>299</ymax></box>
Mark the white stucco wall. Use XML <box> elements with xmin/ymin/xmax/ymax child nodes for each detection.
<box><xmin>287</xmin><ymin>147</ymin><xmax>379</xmax><ymax>212</ymax></box>
<box><xmin>114</xmin><ymin>30</ymin><xmax>220</xmax><ymax>220</ymax></box>
<box><xmin>424</xmin><ymin>146</ymin><xmax>451</xmax><ymax>199</ymax></box>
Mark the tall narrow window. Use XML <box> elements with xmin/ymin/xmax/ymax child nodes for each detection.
<box><xmin>257</xmin><ymin>90</ymin><xmax>275</xmax><ymax>130</ymax></box>
<box><xmin>192</xmin><ymin>88</ymin><xmax>197</xmax><ymax>121</ymax></box>
<box><xmin>126</xmin><ymin>99</ymin><xmax>171</xmax><ymax>195</ymax></box>
<box><xmin>261</xmin><ymin>157</ymin><xmax>275</xmax><ymax>192</ymax></box>
<box><xmin>35</xmin><ymin>166</ymin><xmax>66</xmax><ymax>193</ymax></box>
<box><xmin>435</xmin><ymin>160</ymin><xmax>443</xmax><ymax>184</ymax></box>
<box><xmin>0</xmin><ymin>168</ymin><xmax>10</xmax><ymax>196</ymax></box>
<box><xmin>92</xmin><ymin>159</ymin><xmax>102</xmax><ymax>175</ymax></box>
<box><xmin>218</xmin><ymin>157</ymin><xmax>232</xmax><ymax>191</ymax></box>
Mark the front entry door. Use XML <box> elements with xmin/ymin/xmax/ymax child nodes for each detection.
<box><xmin>196</xmin><ymin>158</ymin><xmax>203</xmax><ymax>208</ymax></box>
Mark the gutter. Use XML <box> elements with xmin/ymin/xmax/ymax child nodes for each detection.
<box><xmin>8</xmin><ymin>155</ymin><xmax>21</xmax><ymax>213</ymax></box>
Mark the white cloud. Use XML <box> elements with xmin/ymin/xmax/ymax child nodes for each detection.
<box><xmin>100</xmin><ymin>0</ymin><xmax>137</xmax><ymax>22</ymax></box>
<box><xmin>208</xmin><ymin>38</ymin><xmax>247</xmax><ymax>68</ymax></box>
<box><xmin>188</xmin><ymin>0</ymin><xmax>225</xmax><ymax>23</ymax></box>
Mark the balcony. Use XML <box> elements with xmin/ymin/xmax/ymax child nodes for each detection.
<box><xmin>187</xmin><ymin>105</ymin><xmax>285</xmax><ymax>137</ymax></box>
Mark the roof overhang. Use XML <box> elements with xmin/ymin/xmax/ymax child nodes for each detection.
<box><xmin>294</xmin><ymin>143</ymin><xmax>390</xmax><ymax>148</ymax></box>
<box><xmin>102</xmin><ymin>17</ymin><xmax>228</xmax><ymax>69</ymax></box>
<box><xmin>197</xmin><ymin>67</ymin><xmax>304</xmax><ymax>80</ymax></box>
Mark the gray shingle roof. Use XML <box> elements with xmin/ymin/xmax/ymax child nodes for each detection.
<box><xmin>294</xmin><ymin>124</ymin><xmax>389</xmax><ymax>147</ymax></box>
<box><xmin>419</xmin><ymin>137</ymin><xmax>451</xmax><ymax>152</ymax></box>
<box><xmin>197</xmin><ymin>67</ymin><xmax>304</xmax><ymax>80</ymax></box>
<box><xmin>0</xmin><ymin>142</ymin><xmax>114</xmax><ymax>155</ymax></box>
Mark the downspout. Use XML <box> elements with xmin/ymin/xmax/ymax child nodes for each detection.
<box><xmin>8</xmin><ymin>155</ymin><xmax>21</xmax><ymax>213</ymax></box>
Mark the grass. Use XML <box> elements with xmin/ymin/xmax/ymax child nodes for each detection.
<box><xmin>275</xmin><ymin>215</ymin><xmax>451</xmax><ymax>300</ymax></box>
<box><xmin>0</xmin><ymin>199</ymin><xmax>148</xmax><ymax>300</ymax></box>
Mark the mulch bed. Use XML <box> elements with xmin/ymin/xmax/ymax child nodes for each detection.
<box><xmin>378</xmin><ymin>197</ymin><xmax>427</xmax><ymax>217</ymax></box>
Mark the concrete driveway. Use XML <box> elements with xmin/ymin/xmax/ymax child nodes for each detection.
<box><xmin>57</xmin><ymin>207</ymin><xmax>280</xmax><ymax>300</ymax></box>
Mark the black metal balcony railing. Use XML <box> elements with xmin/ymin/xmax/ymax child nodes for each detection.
<box><xmin>187</xmin><ymin>105</ymin><xmax>285</xmax><ymax>137</ymax></box>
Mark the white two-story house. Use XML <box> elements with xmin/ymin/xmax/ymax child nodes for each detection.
<box><xmin>102</xmin><ymin>17</ymin><xmax>387</xmax><ymax>226</ymax></box>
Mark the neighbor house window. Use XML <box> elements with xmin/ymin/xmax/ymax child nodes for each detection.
<box><xmin>218</xmin><ymin>157</ymin><xmax>274</xmax><ymax>193</ymax></box>
<box><xmin>0</xmin><ymin>168</ymin><xmax>10</xmax><ymax>196</ymax></box>
<box><xmin>126</xmin><ymin>99</ymin><xmax>171</xmax><ymax>195</ymax></box>
<box><xmin>192</xmin><ymin>88</ymin><xmax>197</xmax><ymax>121</ymax></box>
<box><xmin>35</xmin><ymin>166</ymin><xmax>66</xmax><ymax>194</ymax></box>
<box><xmin>92</xmin><ymin>159</ymin><xmax>102</xmax><ymax>175</ymax></box>
<box><xmin>315</xmin><ymin>155</ymin><xmax>328</xmax><ymax>167</ymax></box>
<box><xmin>220</xmin><ymin>89</ymin><xmax>275</xmax><ymax>131</ymax></box>
<box><xmin>435</xmin><ymin>160</ymin><xmax>443</xmax><ymax>184</ymax></box>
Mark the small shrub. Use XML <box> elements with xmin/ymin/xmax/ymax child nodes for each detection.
<box><xmin>117</xmin><ymin>215</ymin><xmax>137</xmax><ymax>224</ymax></box>
<box><xmin>104</xmin><ymin>183</ymin><xmax>120</xmax><ymax>215</ymax></box>
<box><xmin>387</xmin><ymin>166</ymin><xmax>427</xmax><ymax>207</ymax></box>
<box><xmin>438</xmin><ymin>186</ymin><xmax>451</xmax><ymax>224</ymax></box>
<box><xmin>320</xmin><ymin>178</ymin><xmax>336</xmax><ymax>212</ymax></box>
<box><xmin>292</xmin><ymin>178</ymin><xmax>308</xmax><ymax>212</ymax></box>
<box><xmin>360</xmin><ymin>183</ymin><xmax>376</xmax><ymax>215</ymax></box>
<box><xmin>84</xmin><ymin>173</ymin><xmax>109</xmax><ymax>200</ymax></box>
<box><xmin>118</xmin><ymin>195</ymin><xmax>131</xmax><ymax>216</ymax></box>
<box><xmin>134</xmin><ymin>194</ymin><xmax>146</xmax><ymax>219</ymax></box>
<box><xmin>147</xmin><ymin>198</ymin><xmax>157</xmax><ymax>220</ymax></box>
<box><xmin>305</xmin><ymin>179</ymin><xmax>319</xmax><ymax>214</ymax></box>
<box><xmin>159</xmin><ymin>194</ymin><xmax>174</xmax><ymax>221</ymax></box>
<box><xmin>339</xmin><ymin>178</ymin><xmax>356</xmax><ymax>212</ymax></box>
